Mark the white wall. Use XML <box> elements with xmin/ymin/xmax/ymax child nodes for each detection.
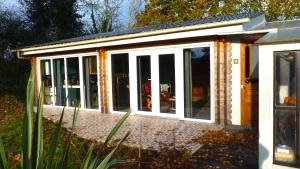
<box><xmin>259</xmin><ymin>43</ymin><xmax>300</xmax><ymax>169</ymax></box>
<box><xmin>231</xmin><ymin>39</ymin><xmax>241</xmax><ymax>125</ymax></box>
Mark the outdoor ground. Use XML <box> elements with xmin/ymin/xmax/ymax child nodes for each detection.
<box><xmin>0</xmin><ymin>94</ymin><xmax>258</xmax><ymax>169</ymax></box>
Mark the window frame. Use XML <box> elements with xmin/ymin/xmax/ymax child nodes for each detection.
<box><xmin>37</xmin><ymin>52</ymin><xmax>101</xmax><ymax>111</ymax></box>
<box><xmin>273</xmin><ymin>50</ymin><xmax>300</xmax><ymax>167</ymax></box>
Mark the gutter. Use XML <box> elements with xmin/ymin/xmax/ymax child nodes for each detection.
<box><xmin>14</xmin><ymin>50</ymin><xmax>28</xmax><ymax>60</ymax></box>
<box><xmin>16</xmin><ymin>18</ymin><xmax>251</xmax><ymax>55</ymax></box>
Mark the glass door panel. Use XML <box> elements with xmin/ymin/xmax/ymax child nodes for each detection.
<box><xmin>83</xmin><ymin>56</ymin><xmax>99</xmax><ymax>109</ymax></box>
<box><xmin>111</xmin><ymin>54</ymin><xmax>130</xmax><ymax>111</ymax></box>
<box><xmin>137</xmin><ymin>55</ymin><xmax>151</xmax><ymax>111</ymax></box>
<box><xmin>53</xmin><ymin>59</ymin><xmax>66</xmax><ymax>106</ymax></box>
<box><xmin>159</xmin><ymin>54</ymin><xmax>175</xmax><ymax>114</ymax></box>
<box><xmin>67</xmin><ymin>57</ymin><xmax>80</xmax><ymax>107</ymax></box>
<box><xmin>184</xmin><ymin>47</ymin><xmax>211</xmax><ymax>120</ymax></box>
<box><xmin>40</xmin><ymin>60</ymin><xmax>53</xmax><ymax>105</ymax></box>
<box><xmin>274</xmin><ymin>51</ymin><xmax>298</xmax><ymax>165</ymax></box>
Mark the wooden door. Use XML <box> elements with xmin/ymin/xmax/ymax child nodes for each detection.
<box><xmin>241</xmin><ymin>43</ymin><xmax>259</xmax><ymax>127</ymax></box>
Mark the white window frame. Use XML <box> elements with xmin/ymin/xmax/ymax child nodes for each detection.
<box><xmin>37</xmin><ymin>52</ymin><xmax>101</xmax><ymax>111</ymax></box>
<box><xmin>108</xmin><ymin>42</ymin><xmax>215</xmax><ymax>122</ymax></box>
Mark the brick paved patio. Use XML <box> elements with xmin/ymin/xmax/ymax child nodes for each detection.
<box><xmin>43</xmin><ymin>106</ymin><xmax>222</xmax><ymax>153</ymax></box>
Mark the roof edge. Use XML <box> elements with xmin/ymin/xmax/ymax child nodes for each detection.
<box><xmin>17</xmin><ymin>18</ymin><xmax>251</xmax><ymax>55</ymax></box>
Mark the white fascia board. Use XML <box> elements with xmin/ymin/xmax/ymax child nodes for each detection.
<box><xmin>22</xmin><ymin>25</ymin><xmax>244</xmax><ymax>55</ymax></box>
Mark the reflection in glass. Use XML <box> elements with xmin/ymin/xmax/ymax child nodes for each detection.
<box><xmin>67</xmin><ymin>57</ymin><xmax>80</xmax><ymax>107</ymax></box>
<box><xmin>275</xmin><ymin>52</ymin><xmax>296</xmax><ymax>106</ymax></box>
<box><xmin>159</xmin><ymin>54</ymin><xmax>175</xmax><ymax>113</ymax></box>
<box><xmin>137</xmin><ymin>56</ymin><xmax>151</xmax><ymax>111</ymax></box>
<box><xmin>184</xmin><ymin>47</ymin><xmax>210</xmax><ymax>119</ymax></box>
<box><xmin>83</xmin><ymin>56</ymin><xmax>98</xmax><ymax>109</ymax></box>
<box><xmin>274</xmin><ymin>110</ymin><xmax>296</xmax><ymax>164</ymax></box>
<box><xmin>53</xmin><ymin>59</ymin><xmax>66</xmax><ymax>106</ymax></box>
<box><xmin>111</xmin><ymin>54</ymin><xmax>130</xmax><ymax>111</ymax></box>
<box><xmin>40</xmin><ymin>60</ymin><xmax>53</xmax><ymax>105</ymax></box>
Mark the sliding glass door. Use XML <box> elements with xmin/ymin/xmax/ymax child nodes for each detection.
<box><xmin>184</xmin><ymin>47</ymin><xmax>211</xmax><ymax>120</ymax></box>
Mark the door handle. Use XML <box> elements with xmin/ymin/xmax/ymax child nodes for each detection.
<box><xmin>241</xmin><ymin>84</ymin><xmax>245</xmax><ymax>89</ymax></box>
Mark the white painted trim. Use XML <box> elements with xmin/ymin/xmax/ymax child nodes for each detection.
<box><xmin>23</xmin><ymin>25</ymin><xmax>244</xmax><ymax>55</ymax></box>
<box><xmin>64</xmin><ymin>57</ymin><xmax>69</xmax><ymax>107</ymax></box>
<box><xmin>79</xmin><ymin>56</ymin><xmax>84</xmax><ymax>108</ymax></box>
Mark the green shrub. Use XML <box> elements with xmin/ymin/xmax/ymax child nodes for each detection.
<box><xmin>0</xmin><ymin>66</ymin><xmax>131</xmax><ymax>169</ymax></box>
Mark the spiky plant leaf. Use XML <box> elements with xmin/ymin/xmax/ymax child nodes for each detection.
<box><xmin>80</xmin><ymin>144</ymin><xmax>94</xmax><ymax>169</ymax></box>
<box><xmin>0</xmin><ymin>137</ymin><xmax>7</xmax><ymax>169</ymax></box>
<box><xmin>96</xmin><ymin>131</ymin><xmax>130</xmax><ymax>169</ymax></box>
<box><xmin>23</xmin><ymin>66</ymin><xmax>34</xmax><ymax>169</ymax></box>
<box><xmin>56</xmin><ymin>145</ymin><xmax>70</xmax><ymax>169</ymax></box>
<box><xmin>103</xmin><ymin>112</ymin><xmax>130</xmax><ymax>146</ymax></box>
<box><xmin>46</xmin><ymin>106</ymin><xmax>66</xmax><ymax>169</ymax></box>
<box><xmin>32</xmin><ymin>83</ymin><xmax>44</xmax><ymax>169</ymax></box>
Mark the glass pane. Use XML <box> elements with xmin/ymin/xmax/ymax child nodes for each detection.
<box><xmin>111</xmin><ymin>54</ymin><xmax>130</xmax><ymax>111</ymax></box>
<box><xmin>83</xmin><ymin>56</ymin><xmax>98</xmax><ymax>109</ymax></box>
<box><xmin>40</xmin><ymin>60</ymin><xmax>53</xmax><ymax>105</ymax></box>
<box><xmin>137</xmin><ymin>55</ymin><xmax>151</xmax><ymax>111</ymax></box>
<box><xmin>67</xmin><ymin>57</ymin><xmax>80</xmax><ymax>107</ymax></box>
<box><xmin>159</xmin><ymin>54</ymin><xmax>175</xmax><ymax>114</ymax></box>
<box><xmin>184</xmin><ymin>47</ymin><xmax>210</xmax><ymax>120</ymax></box>
<box><xmin>275</xmin><ymin>52</ymin><xmax>296</xmax><ymax>106</ymax></box>
<box><xmin>274</xmin><ymin>110</ymin><xmax>296</xmax><ymax>164</ymax></box>
<box><xmin>53</xmin><ymin>59</ymin><xmax>66</xmax><ymax>106</ymax></box>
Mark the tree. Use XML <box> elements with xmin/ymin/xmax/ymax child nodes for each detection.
<box><xmin>81</xmin><ymin>0</ymin><xmax>123</xmax><ymax>33</ymax></box>
<box><xmin>128</xmin><ymin>0</ymin><xmax>144</xmax><ymax>28</ymax></box>
<box><xmin>134</xmin><ymin>0</ymin><xmax>300</xmax><ymax>28</ymax></box>
<box><xmin>49</xmin><ymin>0</ymin><xmax>83</xmax><ymax>40</ymax></box>
<box><xmin>20</xmin><ymin>0</ymin><xmax>84</xmax><ymax>43</ymax></box>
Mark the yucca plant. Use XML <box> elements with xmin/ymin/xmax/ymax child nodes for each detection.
<box><xmin>0</xmin><ymin>66</ymin><xmax>131</xmax><ymax>169</ymax></box>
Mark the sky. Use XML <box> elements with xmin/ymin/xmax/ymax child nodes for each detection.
<box><xmin>2</xmin><ymin>0</ymin><xmax>131</xmax><ymax>27</ymax></box>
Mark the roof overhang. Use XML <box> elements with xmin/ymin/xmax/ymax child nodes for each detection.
<box><xmin>14</xmin><ymin>14</ymin><xmax>268</xmax><ymax>57</ymax></box>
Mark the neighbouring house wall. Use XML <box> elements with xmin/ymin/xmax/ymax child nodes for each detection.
<box><xmin>259</xmin><ymin>43</ymin><xmax>300</xmax><ymax>169</ymax></box>
<box><xmin>214</xmin><ymin>38</ymin><xmax>232</xmax><ymax>125</ymax></box>
<box><xmin>98</xmin><ymin>48</ymin><xmax>110</xmax><ymax>113</ymax></box>
<box><xmin>231</xmin><ymin>39</ymin><xmax>241</xmax><ymax>125</ymax></box>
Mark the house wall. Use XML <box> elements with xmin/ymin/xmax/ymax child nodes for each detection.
<box><xmin>33</xmin><ymin>37</ymin><xmax>236</xmax><ymax>124</ymax></box>
<box><xmin>214</xmin><ymin>38</ymin><xmax>233</xmax><ymax>125</ymax></box>
<box><xmin>231</xmin><ymin>39</ymin><xmax>241</xmax><ymax>125</ymax></box>
<box><xmin>259</xmin><ymin>42</ymin><xmax>300</xmax><ymax>169</ymax></box>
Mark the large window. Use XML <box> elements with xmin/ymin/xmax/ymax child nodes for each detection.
<box><xmin>274</xmin><ymin>51</ymin><xmax>299</xmax><ymax>167</ymax></box>
<box><xmin>39</xmin><ymin>54</ymin><xmax>99</xmax><ymax>109</ymax></box>
<box><xmin>67</xmin><ymin>57</ymin><xmax>80</xmax><ymax>107</ymax></box>
<box><xmin>159</xmin><ymin>54</ymin><xmax>175</xmax><ymax>114</ymax></box>
<box><xmin>137</xmin><ymin>55</ymin><xmax>151</xmax><ymax>111</ymax></box>
<box><xmin>111</xmin><ymin>54</ymin><xmax>130</xmax><ymax>111</ymax></box>
<box><xmin>40</xmin><ymin>60</ymin><xmax>53</xmax><ymax>105</ymax></box>
<box><xmin>53</xmin><ymin>59</ymin><xmax>66</xmax><ymax>106</ymax></box>
<box><xmin>184</xmin><ymin>47</ymin><xmax>211</xmax><ymax>120</ymax></box>
<box><xmin>83</xmin><ymin>56</ymin><xmax>99</xmax><ymax>109</ymax></box>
